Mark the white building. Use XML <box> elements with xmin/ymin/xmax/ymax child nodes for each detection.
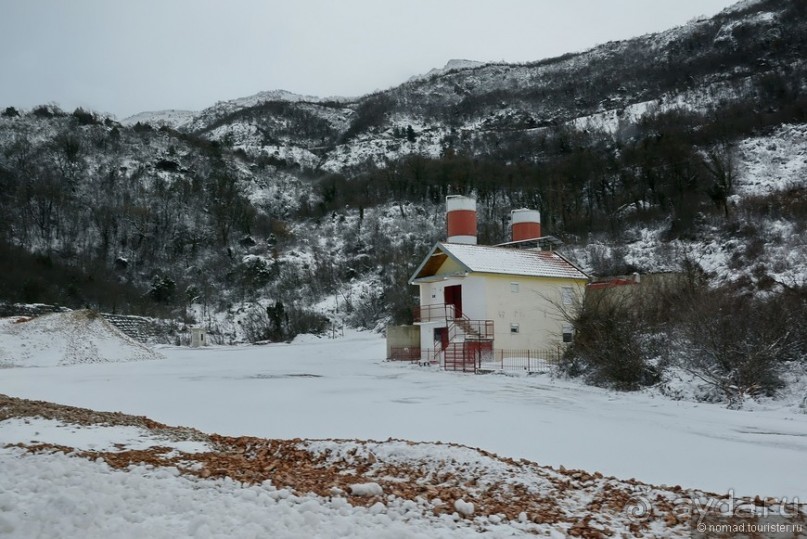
<box><xmin>406</xmin><ymin>196</ymin><xmax>588</xmax><ymax>370</ymax></box>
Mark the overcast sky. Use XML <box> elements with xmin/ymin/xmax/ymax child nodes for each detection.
<box><xmin>0</xmin><ymin>0</ymin><xmax>739</xmax><ymax>119</ymax></box>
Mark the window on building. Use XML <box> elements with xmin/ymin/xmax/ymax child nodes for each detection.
<box><xmin>510</xmin><ymin>323</ymin><xmax>520</xmax><ymax>334</ymax></box>
<box><xmin>562</xmin><ymin>323</ymin><xmax>574</xmax><ymax>343</ymax></box>
<box><xmin>510</xmin><ymin>282</ymin><xmax>519</xmax><ymax>293</ymax></box>
<box><xmin>561</xmin><ymin>286</ymin><xmax>574</xmax><ymax>305</ymax></box>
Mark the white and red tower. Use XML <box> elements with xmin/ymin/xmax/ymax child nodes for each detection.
<box><xmin>446</xmin><ymin>195</ymin><xmax>477</xmax><ymax>244</ymax></box>
<box><xmin>511</xmin><ymin>208</ymin><xmax>541</xmax><ymax>242</ymax></box>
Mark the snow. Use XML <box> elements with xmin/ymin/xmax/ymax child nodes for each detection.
<box><xmin>721</xmin><ymin>0</ymin><xmax>768</xmax><ymax>14</ymax></box>
<box><xmin>734</xmin><ymin>123</ymin><xmax>807</xmax><ymax>197</ymax></box>
<box><xmin>349</xmin><ymin>482</ymin><xmax>384</xmax><ymax>497</ymax></box>
<box><xmin>1</xmin><ymin>332</ymin><xmax>806</xmax><ymax>500</ymax></box>
<box><xmin>319</xmin><ymin>120</ymin><xmax>449</xmax><ymax>172</ymax></box>
<box><xmin>0</xmin><ymin>448</ymin><xmax>491</xmax><ymax>539</ymax></box>
<box><xmin>429</xmin><ymin>242</ymin><xmax>589</xmax><ymax>280</ymax></box>
<box><xmin>0</xmin><ymin>417</ymin><xmax>209</xmax><ymax>454</ymax></box>
<box><xmin>0</xmin><ymin>311</ymin><xmax>163</xmax><ymax>367</ymax></box>
<box><xmin>454</xmin><ymin>499</ymin><xmax>475</xmax><ymax>517</ymax></box>
<box><xmin>409</xmin><ymin>59</ymin><xmax>486</xmax><ymax>82</ymax></box>
<box><xmin>120</xmin><ymin>109</ymin><xmax>196</xmax><ymax>130</ymax></box>
<box><xmin>571</xmin><ymin>99</ymin><xmax>657</xmax><ymax>134</ymax></box>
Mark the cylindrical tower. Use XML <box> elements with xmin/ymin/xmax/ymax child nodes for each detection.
<box><xmin>446</xmin><ymin>195</ymin><xmax>477</xmax><ymax>244</ymax></box>
<box><xmin>511</xmin><ymin>208</ymin><xmax>541</xmax><ymax>242</ymax></box>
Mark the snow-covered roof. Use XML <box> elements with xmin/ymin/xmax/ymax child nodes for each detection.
<box><xmin>410</xmin><ymin>242</ymin><xmax>589</xmax><ymax>283</ymax></box>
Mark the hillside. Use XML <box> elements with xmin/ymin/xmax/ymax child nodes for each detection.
<box><xmin>0</xmin><ymin>0</ymin><xmax>804</xmax><ymax>380</ymax></box>
<box><xmin>156</xmin><ymin>0</ymin><xmax>807</xmax><ymax>172</ymax></box>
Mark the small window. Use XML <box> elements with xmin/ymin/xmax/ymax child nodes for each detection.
<box><xmin>510</xmin><ymin>282</ymin><xmax>519</xmax><ymax>293</ymax></box>
<box><xmin>561</xmin><ymin>287</ymin><xmax>574</xmax><ymax>305</ymax></box>
<box><xmin>431</xmin><ymin>289</ymin><xmax>437</xmax><ymax>299</ymax></box>
<box><xmin>510</xmin><ymin>323</ymin><xmax>520</xmax><ymax>334</ymax></box>
<box><xmin>562</xmin><ymin>323</ymin><xmax>574</xmax><ymax>343</ymax></box>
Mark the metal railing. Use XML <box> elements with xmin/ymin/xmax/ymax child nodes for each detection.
<box><xmin>414</xmin><ymin>304</ymin><xmax>493</xmax><ymax>340</ymax></box>
<box><xmin>448</xmin><ymin>318</ymin><xmax>494</xmax><ymax>341</ymax></box>
<box><xmin>388</xmin><ymin>348</ymin><xmax>562</xmax><ymax>373</ymax></box>
<box><xmin>414</xmin><ymin>303</ymin><xmax>457</xmax><ymax>323</ymax></box>
<box><xmin>387</xmin><ymin>347</ymin><xmax>422</xmax><ymax>362</ymax></box>
<box><xmin>478</xmin><ymin>349</ymin><xmax>562</xmax><ymax>373</ymax></box>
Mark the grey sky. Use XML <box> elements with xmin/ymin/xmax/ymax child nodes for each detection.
<box><xmin>0</xmin><ymin>0</ymin><xmax>739</xmax><ymax>119</ymax></box>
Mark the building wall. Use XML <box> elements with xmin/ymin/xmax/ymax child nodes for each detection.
<box><xmin>419</xmin><ymin>276</ymin><xmax>462</xmax><ymax>311</ymax></box>
<box><xmin>418</xmin><ymin>321</ymin><xmax>442</xmax><ymax>358</ymax></box>
<box><xmin>480</xmin><ymin>273</ymin><xmax>586</xmax><ymax>350</ymax></box>
<box><xmin>416</xmin><ymin>270</ymin><xmax>586</xmax><ymax>351</ymax></box>
<box><xmin>386</xmin><ymin>325</ymin><xmax>420</xmax><ymax>358</ymax></box>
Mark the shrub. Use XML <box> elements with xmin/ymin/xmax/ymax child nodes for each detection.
<box><xmin>679</xmin><ymin>289</ymin><xmax>791</xmax><ymax>406</ymax></box>
<box><xmin>261</xmin><ymin>300</ymin><xmax>329</xmax><ymax>342</ymax></box>
<box><xmin>72</xmin><ymin>107</ymin><xmax>98</xmax><ymax>125</ymax></box>
<box><xmin>561</xmin><ymin>289</ymin><xmax>660</xmax><ymax>390</ymax></box>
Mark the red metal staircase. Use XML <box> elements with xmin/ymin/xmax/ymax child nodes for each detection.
<box><xmin>415</xmin><ymin>304</ymin><xmax>493</xmax><ymax>372</ymax></box>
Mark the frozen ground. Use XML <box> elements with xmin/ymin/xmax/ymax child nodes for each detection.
<box><xmin>1</xmin><ymin>331</ymin><xmax>806</xmax><ymax>502</ymax></box>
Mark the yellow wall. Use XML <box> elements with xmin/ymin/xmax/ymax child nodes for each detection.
<box><xmin>434</xmin><ymin>257</ymin><xmax>464</xmax><ymax>276</ymax></box>
<box><xmin>416</xmin><ymin>269</ymin><xmax>586</xmax><ymax>351</ymax></box>
<box><xmin>477</xmin><ymin>272</ymin><xmax>585</xmax><ymax>350</ymax></box>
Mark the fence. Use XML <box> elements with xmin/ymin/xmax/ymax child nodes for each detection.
<box><xmin>387</xmin><ymin>347</ymin><xmax>424</xmax><ymax>362</ymax></box>
<box><xmin>478</xmin><ymin>348</ymin><xmax>561</xmax><ymax>373</ymax></box>
<box><xmin>387</xmin><ymin>347</ymin><xmax>562</xmax><ymax>373</ymax></box>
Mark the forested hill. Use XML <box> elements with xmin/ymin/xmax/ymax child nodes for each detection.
<box><xmin>0</xmin><ymin>0</ymin><xmax>805</xmax><ymax>348</ymax></box>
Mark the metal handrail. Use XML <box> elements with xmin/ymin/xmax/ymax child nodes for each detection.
<box><xmin>414</xmin><ymin>303</ymin><xmax>455</xmax><ymax>323</ymax></box>
<box><xmin>415</xmin><ymin>304</ymin><xmax>493</xmax><ymax>340</ymax></box>
<box><xmin>414</xmin><ymin>303</ymin><xmax>479</xmax><ymax>323</ymax></box>
<box><xmin>449</xmin><ymin>318</ymin><xmax>494</xmax><ymax>341</ymax></box>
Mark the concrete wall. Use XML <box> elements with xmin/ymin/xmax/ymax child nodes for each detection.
<box><xmin>417</xmin><ymin>321</ymin><xmax>442</xmax><ymax>354</ymax></box>
<box><xmin>386</xmin><ymin>325</ymin><xmax>421</xmax><ymax>359</ymax></box>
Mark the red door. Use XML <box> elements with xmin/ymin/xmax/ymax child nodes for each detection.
<box><xmin>434</xmin><ymin>327</ymin><xmax>449</xmax><ymax>350</ymax></box>
<box><xmin>444</xmin><ymin>285</ymin><xmax>462</xmax><ymax>318</ymax></box>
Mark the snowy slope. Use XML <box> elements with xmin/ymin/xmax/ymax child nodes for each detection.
<box><xmin>408</xmin><ymin>59</ymin><xmax>486</xmax><ymax>82</ymax></box>
<box><xmin>0</xmin><ymin>311</ymin><xmax>162</xmax><ymax>367</ymax></box>
<box><xmin>564</xmin><ymin>121</ymin><xmax>807</xmax><ymax>289</ymax></box>
<box><xmin>183</xmin><ymin>90</ymin><xmax>353</xmax><ymax>134</ymax></box>
<box><xmin>120</xmin><ymin>109</ymin><xmax>196</xmax><ymax>129</ymax></box>
<box><xmin>735</xmin><ymin>123</ymin><xmax>807</xmax><ymax>196</ymax></box>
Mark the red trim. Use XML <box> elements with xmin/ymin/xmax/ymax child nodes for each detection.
<box><xmin>587</xmin><ymin>278</ymin><xmax>638</xmax><ymax>289</ymax></box>
<box><xmin>512</xmin><ymin>222</ymin><xmax>541</xmax><ymax>242</ymax></box>
<box><xmin>447</xmin><ymin>210</ymin><xmax>476</xmax><ymax>238</ymax></box>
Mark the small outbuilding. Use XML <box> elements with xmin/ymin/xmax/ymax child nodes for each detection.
<box><xmin>190</xmin><ymin>327</ymin><xmax>208</xmax><ymax>348</ymax></box>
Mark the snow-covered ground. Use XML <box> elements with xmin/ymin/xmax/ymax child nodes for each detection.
<box><xmin>2</xmin><ymin>443</ymin><xmax>511</xmax><ymax>539</ymax></box>
<box><xmin>734</xmin><ymin>123</ymin><xmax>807</xmax><ymax>197</ymax></box>
<box><xmin>0</xmin><ymin>417</ymin><xmax>209</xmax><ymax>454</ymax></box>
<box><xmin>0</xmin><ymin>311</ymin><xmax>163</xmax><ymax>367</ymax></box>
<box><xmin>1</xmin><ymin>331</ymin><xmax>805</xmax><ymax>501</ymax></box>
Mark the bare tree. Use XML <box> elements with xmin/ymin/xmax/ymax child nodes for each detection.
<box><xmin>701</xmin><ymin>143</ymin><xmax>735</xmax><ymax>218</ymax></box>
